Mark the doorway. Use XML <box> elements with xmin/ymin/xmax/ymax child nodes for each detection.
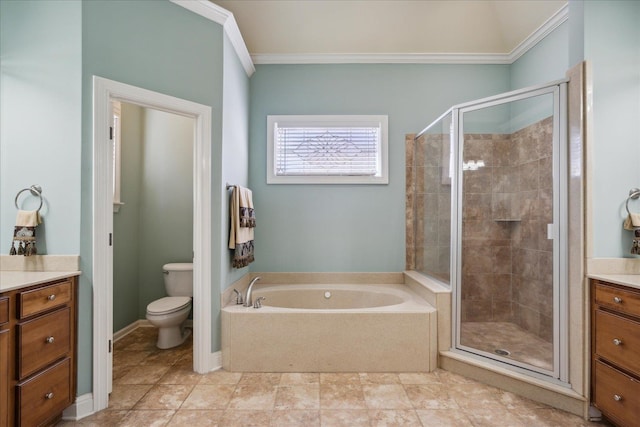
<box><xmin>92</xmin><ymin>76</ymin><xmax>212</xmax><ymax>412</ymax></box>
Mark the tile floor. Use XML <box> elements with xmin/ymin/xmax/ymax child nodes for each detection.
<box><xmin>460</xmin><ymin>322</ymin><xmax>554</xmax><ymax>371</ymax></box>
<box><xmin>58</xmin><ymin>326</ymin><xmax>609</xmax><ymax>426</ymax></box>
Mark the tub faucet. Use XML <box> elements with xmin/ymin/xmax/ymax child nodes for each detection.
<box><xmin>244</xmin><ymin>276</ymin><xmax>261</xmax><ymax>307</ymax></box>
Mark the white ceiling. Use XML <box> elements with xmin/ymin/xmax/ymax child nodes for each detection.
<box><xmin>213</xmin><ymin>0</ymin><xmax>567</xmax><ymax>63</ymax></box>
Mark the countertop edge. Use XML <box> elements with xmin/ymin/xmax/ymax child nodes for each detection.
<box><xmin>587</xmin><ymin>273</ymin><xmax>640</xmax><ymax>290</ymax></box>
<box><xmin>0</xmin><ymin>271</ymin><xmax>81</xmax><ymax>293</ymax></box>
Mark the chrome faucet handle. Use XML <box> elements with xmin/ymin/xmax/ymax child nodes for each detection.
<box><xmin>233</xmin><ymin>289</ymin><xmax>244</xmax><ymax>305</ymax></box>
<box><xmin>253</xmin><ymin>296</ymin><xmax>266</xmax><ymax>309</ymax></box>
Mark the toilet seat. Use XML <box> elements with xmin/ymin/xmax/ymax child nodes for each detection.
<box><xmin>147</xmin><ymin>296</ymin><xmax>191</xmax><ymax>315</ymax></box>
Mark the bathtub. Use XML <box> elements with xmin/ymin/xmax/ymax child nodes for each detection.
<box><xmin>221</xmin><ymin>283</ymin><xmax>437</xmax><ymax>372</ymax></box>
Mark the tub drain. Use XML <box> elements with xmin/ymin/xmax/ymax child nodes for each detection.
<box><xmin>495</xmin><ymin>349</ymin><xmax>511</xmax><ymax>356</ymax></box>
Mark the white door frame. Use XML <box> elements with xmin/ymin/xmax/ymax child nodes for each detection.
<box><xmin>92</xmin><ymin>76</ymin><xmax>212</xmax><ymax>412</ymax></box>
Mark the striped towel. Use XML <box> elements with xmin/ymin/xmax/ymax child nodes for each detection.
<box><xmin>229</xmin><ymin>186</ymin><xmax>255</xmax><ymax>268</ymax></box>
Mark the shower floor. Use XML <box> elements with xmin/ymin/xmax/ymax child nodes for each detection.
<box><xmin>460</xmin><ymin>321</ymin><xmax>553</xmax><ymax>372</ymax></box>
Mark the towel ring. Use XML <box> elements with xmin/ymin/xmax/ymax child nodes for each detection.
<box><xmin>14</xmin><ymin>185</ymin><xmax>43</xmax><ymax>212</ymax></box>
<box><xmin>626</xmin><ymin>188</ymin><xmax>640</xmax><ymax>216</ymax></box>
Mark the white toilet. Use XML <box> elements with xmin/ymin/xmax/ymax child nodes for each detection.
<box><xmin>146</xmin><ymin>262</ymin><xmax>193</xmax><ymax>349</ymax></box>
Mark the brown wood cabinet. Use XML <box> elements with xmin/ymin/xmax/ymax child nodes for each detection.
<box><xmin>592</xmin><ymin>279</ymin><xmax>640</xmax><ymax>427</ymax></box>
<box><xmin>0</xmin><ymin>276</ymin><xmax>78</xmax><ymax>427</ymax></box>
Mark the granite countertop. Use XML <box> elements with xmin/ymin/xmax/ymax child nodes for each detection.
<box><xmin>0</xmin><ymin>270</ymin><xmax>81</xmax><ymax>293</ymax></box>
<box><xmin>588</xmin><ymin>273</ymin><xmax>640</xmax><ymax>290</ymax></box>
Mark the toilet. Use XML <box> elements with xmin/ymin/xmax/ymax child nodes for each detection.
<box><xmin>145</xmin><ymin>262</ymin><xmax>193</xmax><ymax>349</ymax></box>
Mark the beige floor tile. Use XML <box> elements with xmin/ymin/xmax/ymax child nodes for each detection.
<box><xmin>117</xmin><ymin>364</ymin><xmax>171</xmax><ymax>385</ymax></box>
<box><xmin>220</xmin><ymin>410</ymin><xmax>273</xmax><ymax>426</ymax></box>
<box><xmin>416</xmin><ymin>409</ymin><xmax>474</xmax><ymax>426</ymax></box>
<box><xmin>113</xmin><ymin>349</ymin><xmax>153</xmax><ymax>366</ymax></box>
<box><xmin>199</xmin><ymin>369</ymin><xmax>243</xmax><ymax>385</ymax></box>
<box><xmin>271</xmin><ymin>410</ymin><xmax>321</xmax><ymax>426</ymax></box>
<box><xmin>404</xmin><ymin>384</ymin><xmax>460</xmax><ymax>410</ymax></box>
<box><xmin>228</xmin><ymin>384</ymin><xmax>278</xmax><ymax>410</ymax></box>
<box><xmin>181</xmin><ymin>384</ymin><xmax>236</xmax><ymax>410</ymax></box>
<box><xmin>320</xmin><ymin>409</ymin><xmax>370</xmax><ymax>426</ymax></box>
<box><xmin>239</xmin><ymin>373</ymin><xmax>282</xmax><ymax>386</ymax></box>
<box><xmin>362</xmin><ymin>384</ymin><xmax>413</xmax><ymax>409</ymax></box>
<box><xmin>166</xmin><ymin>409</ymin><xmax>224</xmax><ymax>426</ymax></box>
<box><xmin>447</xmin><ymin>383</ymin><xmax>504</xmax><ymax>410</ymax></box>
<box><xmin>320</xmin><ymin>384</ymin><xmax>367</xmax><ymax>409</ymax></box>
<box><xmin>398</xmin><ymin>372</ymin><xmax>441</xmax><ymax>385</ymax></box>
<box><xmin>359</xmin><ymin>373</ymin><xmax>401</xmax><ymax>384</ymax></box>
<box><xmin>465</xmin><ymin>407</ymin><xmax>529</xmax><ymax>427</ymax></box>
<box><xmin>108</xmin><ymin>384</ymin><xmax>153</xmax><ymax>409</ymax></box>
<box><xmin>320</xmin><ymin>373</ymin><xmax>361</xmax><ymax>384</ymax></box>
<box><xmin>118</xmin><ymin>409</ymin><xmax>175</xmax><ymax>427</ymax></box>
<box><xmin>60</xmin><ymin>409</ymin><xmax>129</xmax><ymax>426</ymax></box>
<box><xmin>280</xmin><ymin>373</ymin><xmax>320</xmax><ymax>385</ymax></box>
<box><xmin>158</xmin><ymin>365</ymin><xmax>204</xmax><ymax>385</ymax></box>
<box><xmin>517</xmin><ymin>408</ymin><xmax>607</xmax><ymax>427</ymax></box>
<box><xmin>141</xmin><ymin>349</ymin><xmax>183</xmax><ymax>366</ymax></box>
<box><xmin>368</xmin><ymin>409</ymin><xmax>422</xmax><ymax>426</ymax></box>
<box><xmin>275</xmin><ymin>385</ymin><xmax>320</xmax><ymax>410</ymax></box>
<box><xmin>134</xmin><ymin>384</ymin><xmax>194</xmax><ymax>410</ymax></box>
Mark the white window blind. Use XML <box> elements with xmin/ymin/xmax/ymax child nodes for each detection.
<box><xmin>267</xmin><ymin>115</ymin><xmax>388</xmax><ymax>184</ymax></box>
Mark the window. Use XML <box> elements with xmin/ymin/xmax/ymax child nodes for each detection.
<box><xmin>267</xmin><ymin>115</ymin><xmax>388</xmax><ymax>184</ymax></box>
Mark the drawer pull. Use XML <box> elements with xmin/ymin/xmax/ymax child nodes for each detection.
<box><xmin>613</xmin><ymin>296</ymin><xmax>623</xmax><ymax>304</ymax></box>
<box><xmin>613</xmin><ymin>338</ymin><xmax>623</xmax><ymax>346</ymax></box>
<box><xmin>45</xmin><ymin>392</ymin><xmax>54</xmax><ymax>400</ymax></box>
<box><xmin>45</xmin><ymin>336</ymin><xmax>55</xmax><ymax>344</ymax></box>
<box><xmin>47</xmin><ymin>294</ymin><xmax>56</xmax><ymax>301</ymax></box>
<box><xmin>614</xmin><ymin>394</ymin><xmax>623</xmax><ymax>401</ymax></box>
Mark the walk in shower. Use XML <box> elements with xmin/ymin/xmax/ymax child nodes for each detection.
<box><xmin>409</xmin><ymin>81</ymin><xmax>568</xmax><ymax>381</ymax></box>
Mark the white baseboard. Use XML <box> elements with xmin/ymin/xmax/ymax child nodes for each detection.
<box><xmin>114</xmin><ymin>319</ymin><xmax>194</xmax><ymax>342</ymax></box>
<box><xmin>62</xmin><ymin>393</ymin><xmax>94</xmax><ymax>421</ymax></box>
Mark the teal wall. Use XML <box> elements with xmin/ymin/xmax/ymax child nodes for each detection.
<box><xmin>582</xmin><ymin>1</ymin><xmax>640</xmax><ymax>257</ymax></box>
<box><xmin>0</xmin><ymin>0</ymin><xmax>82</xmax><ymax>254</ymax></box>
<box><xmin>113</xmin><ymin>103</ymin><xmax>144</xmax><ymax>331</ymax></box>
<box><xmin>248</xmin><ymin>64</ymin><xmax>510</xmax><ymax>272</ymax></box>
<box><xmin>80</xmin><ymin>0</ymin><xmax>228</xmax><ymax>395</ymax></box>
<box><xmin>113</xmin><ymin>105</ymin><xmax>194</xmax><ymax>332</ymax></box>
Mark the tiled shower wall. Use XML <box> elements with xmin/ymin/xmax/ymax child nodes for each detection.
<box><xmin>406</xmin><ymin>116</ymin><xmax>554</xmax><ymax>342</ymax></box>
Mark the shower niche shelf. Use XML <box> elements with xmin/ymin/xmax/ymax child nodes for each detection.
<box><xmin>493</xmin><ymin>218</ymin><xmax>521</xmax><ymax>222</ymax></box>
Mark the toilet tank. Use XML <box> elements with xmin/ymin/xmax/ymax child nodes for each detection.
<box><xmin>163</xmin><ymin>263</ymin><xmax>193</xmax><ymax>297</ymax></box>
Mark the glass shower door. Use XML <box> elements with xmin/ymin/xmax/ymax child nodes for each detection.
<box><xmin>455</xmin><ymin>84</ymin><xmax>566</xmax><ymax>379</ymax></box>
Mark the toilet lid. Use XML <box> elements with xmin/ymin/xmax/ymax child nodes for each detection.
<box><xmin>147</xmin><ymin>296</ymin><xmax>191</xmax><ymax>315</ymax></box>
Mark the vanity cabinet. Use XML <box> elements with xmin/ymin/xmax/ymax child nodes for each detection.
<box><xmin>591</xmin><ymin>279</ymin><xmax>640</xmax><ymax>427</ymax></box>
<box><xmin>0</xmin><ymin>276</ymin><xmax>78</xmax><ymax>427</ymax></box>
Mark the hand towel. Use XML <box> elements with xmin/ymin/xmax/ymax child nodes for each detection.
<box><xmin>623</xmin><ymin>212</ymin><xmax>640</xmax><ymax>230</ymax></box>
<box><xmin>238</xmin><ymin>186</ymin><xmax>256</xmax><ymax>228</ymax></box>
<box><xmin>229</xmin><ymin>186</ymin><xmax>255</xmax><ymax>268</ymax></box>
<box><xmin>10</xmin><ymin>210</ymin><xmax>42</xmax><ymax>256</ymax></box>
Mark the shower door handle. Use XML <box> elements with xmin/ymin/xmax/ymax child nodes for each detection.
<box><xmin>547</xmin><ymin>224</ymin><xmax>554</xmax><ymax>240</ymax></box>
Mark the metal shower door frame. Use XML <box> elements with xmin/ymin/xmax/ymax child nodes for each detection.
<box><xmin>450</xmin><ymin>80</ymin><xmax>569</xmax><ymax>384</ymax></box>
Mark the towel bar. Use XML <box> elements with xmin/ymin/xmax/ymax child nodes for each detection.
<box><xmin>14</xmin><ymin>185</ymin><xmax>43</xmax><ymax>212</ymax></box>
<box><xmin>626</xmin><ymin>188</ymin><xmax>640</xmax><ymax>216</ymax></box>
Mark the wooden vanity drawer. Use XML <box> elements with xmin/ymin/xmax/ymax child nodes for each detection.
<box><xmin>594</xmin><ymin>360</ymin><xmax>640</xmax><ymax>427</ymax></box>
<box><xmin>0</xmin><ymin>297</ymin><xmax>8</xmax><ymax>326</ymax></box>
<box><xmin>595</xmin><ymin>309</ymin><xmax>640</xmax><ymax>374</ymax></box>
<box><xmin>17</xmin><ymin>307</ymin><xmax>70</xmax><ymax>379</ymax></box>
<box><xmin>594</xmin><ymin>281</ymin><xmax>640</xmax><ymax>318</ymax></box>
<box><xmin>16</xmin><ymin>357</ymin><xmax>71</xmax><ymax>427</ymax></box>
<box><xmin>18</xmin><ymin>279</ymin><xmax>71</xmax><ymax>319</ymax></box>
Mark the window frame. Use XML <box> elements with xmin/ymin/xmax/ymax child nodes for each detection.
<box><xmin>267</xmin><ymin>115</ymin><xmax>389</xmax><ymax>184</ymax></box>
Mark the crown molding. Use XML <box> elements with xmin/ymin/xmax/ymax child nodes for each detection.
<box><xmin>170</xmin><ymin>0</ymin><xmax>255</xmax><ymax>76</ymax></box>
<box><xmin>508</xmin><ymin>3</ymin><xmax>568</xmax><ymax>63</ymax></box>
<box><xmin>251</xmin><ymin>3</ymin><xmax>569</xmax><ymax>66</ymax></box>
<box><xmin>252</xmin><ymin>53</ymin><xmax>512</xmax><ymax>65</ymax></box>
